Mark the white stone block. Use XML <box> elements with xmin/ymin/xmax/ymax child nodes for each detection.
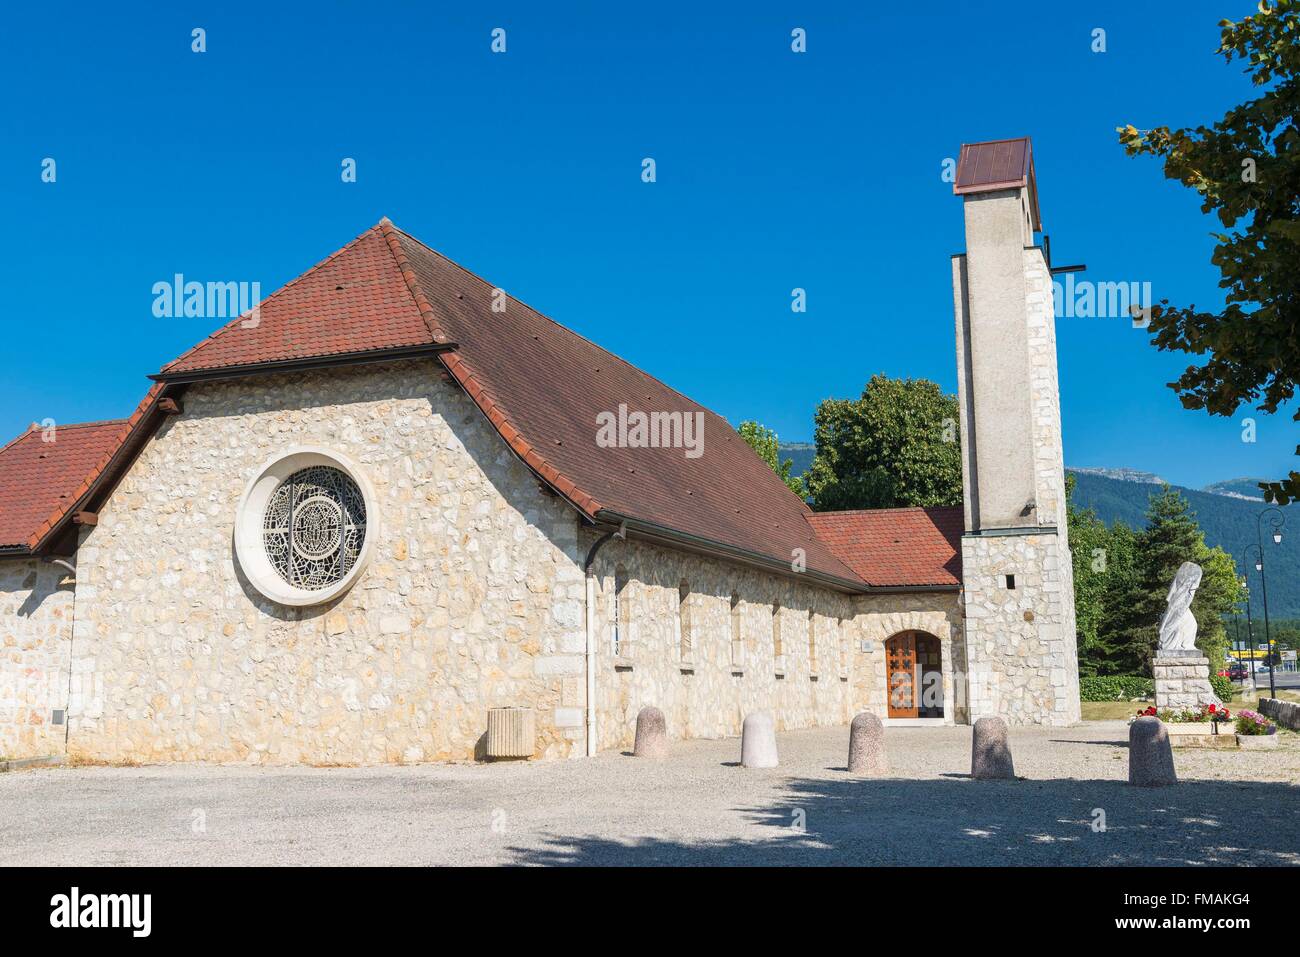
<box><xmin>535</xmin><ymin>656</ymin><xmax>583</xmax><ymax>676</ymax></box>
<box><xmin>554</xmin><ymin>707</ymin><xmax>583</xmax><ymax>728</ymax></box>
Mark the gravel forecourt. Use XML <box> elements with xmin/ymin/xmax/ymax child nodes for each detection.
<box><xmin>2</xmin><ymin>722</ymin><xmax>1297</xmax><ymax>866</ymax></box>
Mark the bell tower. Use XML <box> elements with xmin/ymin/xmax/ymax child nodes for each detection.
<box><xmin>950</xmin><ymin>137</ymin><xmax>1081</xmax><ymax>725</ymax></box>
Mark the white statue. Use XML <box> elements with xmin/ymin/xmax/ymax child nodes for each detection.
<box><xmin>1157</xmin><ymin>561</ymin><xmax>1202</xmax><ymax>654</ymax></box>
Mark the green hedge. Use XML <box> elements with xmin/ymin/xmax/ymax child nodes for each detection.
<box><xmin>1080</xmin><ymin>676</ymin><xmax>1154</xmax><ymax>702</ymax></box>
<box><xmin>1209</xmin><ymin>674</ymin><xmax>1233</xmax><ymax>701</ymax></box>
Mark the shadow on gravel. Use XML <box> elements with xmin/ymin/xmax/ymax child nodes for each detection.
<box><xmin>507</xmin><ymin>776</ymin><xmax>1300</xmax><ymax>866</ymax></box>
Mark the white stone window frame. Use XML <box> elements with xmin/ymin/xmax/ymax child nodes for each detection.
<box><xmin>234</xmin><ymin>446</ymin><xmax>379</xmax><ymax>607</ymax></box>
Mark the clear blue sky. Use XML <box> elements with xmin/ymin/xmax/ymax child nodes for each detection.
<box><xmin>2</xmin><ymin>1</ymin><xmax>1292</xmax><ymax>489</ymax></box>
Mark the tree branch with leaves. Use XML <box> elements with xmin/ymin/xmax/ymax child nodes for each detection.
<box><xmin>1118</xmin><ymin>0</ymin><xmax>1300</xmax><ymax>503</ymax></box>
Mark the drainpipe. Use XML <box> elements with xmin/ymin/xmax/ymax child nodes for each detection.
<box><xmin>44</xmin><ymin>557</ymin><xmax>77</xmax><ymax>750</ymax></box>
<box><xmin>583</xmin><ymin>521</ymin><xmax>626</xmax><ymax>757</ymax></box>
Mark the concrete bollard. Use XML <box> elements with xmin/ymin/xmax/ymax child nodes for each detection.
<box><xmin>633</xmin><ymin>706</ymin><xmax>668</xmax><ymax>758</ymax></box>
<box><xmin>971</xmin><ymin>716</ymin><xmax>1015</xmax><ymax>780</ymax></box>
<box><xmin>1128</xmin><ymin>716</ymin><xmax>1177</xmax><ymax>787</ymax></box>
<box><xmin>740</xmin><ymin>711</ymin><xmax>779</xmax><ymax>768</ymax></box>
<box><xmin>847</xmin><ymin>712</ymin><xmax>888</xmax><ymax>776</ymax></box>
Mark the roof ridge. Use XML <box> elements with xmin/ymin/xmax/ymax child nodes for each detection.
<box><xmin>388</xmin><ymin>226</ymin><xmax>699</xmax><ymax>398</ymax></box>
<box><xmin>44</xmin><ymin>417</ymin><xmax>131</xmax><ymax>432</ymax></box>
<box><xmin>24</xmin><ymin>384</ymin><xmax>164</xmax><ymax>550</ymax></box>
<box><xmin>382</xmin><ymin>223</ymin><xmax>604</xmax><ymax>518</ymax></box>
<box><xmin>0</xmin><ymin>422</ymin><xmax>39</xmax><ymax>460</ymax></box>
<box><xmin>377</xmin><ymin>219</ymin><xmax>450</xmax><ymax>344</ymax></box>
<box><xmin>383</xmin><ymin>224</ymin><xmax>795</xmax><ymax>512</ymax></box>
<box><xmin>809</xmin><ymin>504</ymin><xmax>962</xmax><ymax>518</ymax></box>
<box><xmin>158</xmin><ymin>222</ymin><xmax>389</xmax><ymax>374</ymax></box>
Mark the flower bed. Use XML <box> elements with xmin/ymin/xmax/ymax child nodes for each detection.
<box><xmin>1129</xmin><ymin>703</ymin><xmax>1230</xmax><ymax>724</ymax></box>
<box><xmin>1131</xmin><ymin>704</ymin><xmax>1237</xmax><ymax>747</ymax></box>
<box><xmin>1127</xmin><ymin>705</ymin><xmax>1282</xmax><ymax>750</ymax></box>
<box><xmin>1234</xmin><ymin>709</ymin><xmax>1277</xmax><ymax>736</ymax></box>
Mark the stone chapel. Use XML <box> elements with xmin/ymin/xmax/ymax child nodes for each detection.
<box><xmin>0</xmin><ymin>137</ymin><xmax>1080</xmax><ymax>764</ymax></box>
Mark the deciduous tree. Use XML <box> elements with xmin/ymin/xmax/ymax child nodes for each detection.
<box><xmin>804</xmin><ymin>375</ymin><xmax>962</xmax><ymax>511</ymax></box>
<box><xmin>736</xmin><ymin>420</ymin><xmax>805</xmax><ymax>497</ymax></box>
<box><xmin>1118</xmin><ymin>2</ymin><xmax>1300</xmax><ymax>503</ymax></box>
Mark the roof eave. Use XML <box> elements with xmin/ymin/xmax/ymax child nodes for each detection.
<box><xmin>27</xmin><ymin>389</ymin><xmax>173</xmax><ymax>554</ymax></box>
<box><xmin>590</xmin><ymin>509</ymin><xmax>957</xmax><ymax>595</ymax></box>
<box><xmin>150</xmin><ymin>342</ymin><xmax>458</xmax><ymax>385</ymax></box>
<box><xmin>953</xmin><ymin>178</ymin><xmax>1026</xmax><ymax>195</ymax></box>
<box><xmin>595</xmin><ymin>509</ymin><xmax>865</xmax><ymax>592</ymax></box>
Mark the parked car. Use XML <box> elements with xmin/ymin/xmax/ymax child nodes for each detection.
<box><xmin>1226</xmin><ymin>662</ymin><xmax>1249</xmax><ymax>680</ymax></box>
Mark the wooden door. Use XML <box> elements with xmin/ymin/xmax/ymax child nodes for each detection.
<box><xmin>886</xmin><ymin>632</ymin><xmax>918</xmax><ymax>718</ymax></box>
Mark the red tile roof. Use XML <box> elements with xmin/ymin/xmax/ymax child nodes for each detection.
<box><xmin>161</xmin><ymin>226</ymin><xmax>441</xmax><ymax>375</ymax></box>
<box><xmin>146</xmin><ymin>218</ymin><xmax>860</xmax><ymax>584</ymax></box>
<box><xmin>0</xmin><ymin>385</ymin><xmax>167</xmax><ymax>552</ymax></box>
<box><xmin>386</xmin><ymin>225</ymin><xmax>870</xmax><ymax>585</ymax></box>
<box><xmin>0</xmin><ymin>419</ymin><xmax>131</xmax><ymax>549</ymax></box>
<box><xmin>0</xmin><ymin>219</ymin><xmax>964</xmax><ymax>592</ymax></box>
<box><xmin>806</xmin><ymin>506</ymin><xmax>964</xmax><ymax>588</ymax></box>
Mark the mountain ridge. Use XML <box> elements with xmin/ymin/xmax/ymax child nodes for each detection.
<box><xmin>776</xmin><ymin>444</ymin><xmax>1297</xmax><ymax>617</ymax></box>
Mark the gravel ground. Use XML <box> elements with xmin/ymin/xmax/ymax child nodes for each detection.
<box><xmin>1</xmin><ymin>722</ymin><xmax>1297</xmax><ymax>866</ymax></box>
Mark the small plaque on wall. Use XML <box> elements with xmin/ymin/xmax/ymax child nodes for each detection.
<box><xmin>859</xmin><ymin>639</ymin><xmax>874</xmax><ymax>653</ymax></box>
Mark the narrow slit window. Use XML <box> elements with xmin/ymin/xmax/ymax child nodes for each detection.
<box><xmin>678</xmin><ymin>581</ymin><xmax>692</xmax><ymax>661</ymax></box>
<box><xmin>772</xmin><ymin>601</ymin><xmax>783</xmax><ymax>660</ymax></box>
<box><xmin>730</xmin><ymin>592</ymin><xmax>743</xmax><ymax>666</ymax></box>
<box><xmin>612</xmin><ymin>564</ymin><xmax>629</xmax><ymax>655</ymax></box>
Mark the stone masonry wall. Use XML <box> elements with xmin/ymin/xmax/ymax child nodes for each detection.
<box><xmin>961</xmin><ymin>532</ymin><xmax>1080</xmax><ymax>725</ymax></box>
<box><xmin>69</xmin><ymin>360</ymin><xmax>586</xmax><ymax>764</ymax></box>
<box><xmin>953</xmin><ymin>242</ymin><xmax>1081</xmax><ymax>727</ymax></box>
<box><xmin>587</xmin><ymin>531</ymin><xmax>856</xmax><ymax>750</ymax></box>
<box><xmin>1153</xmin><ymin>657</ymin><xmax>1220</xmax><ymax>710</ymax></box>
<box><xmin>587</xmin><ymin>527</ymin><xmax>968</xmax><ymax>750</ymax></box>
<box><xmin>40</xmin><ymin>356</ymin><xmax>980</xmax><ymax>765</ymax></box>
<box><xmin>851</xmin><ymin>592</ymin><xmax>966</xmax><ymax>725</ymax></box>
<box><xmin>1024</xmin><ymin>247</ymin><xmax>1069</xmax><ymax>532</ymax></box>
<box><xmin>0</xmin><ymin>559</ymin><xmax>75</xmax><ymax>759</ymax></box>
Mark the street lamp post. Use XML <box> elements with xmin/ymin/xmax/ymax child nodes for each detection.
<box><xmin>1241</xmin><ymin>573</ymin><xmax>1256</xmax><ymax>691</ymax></box>
<box><xmin>1251</xmin><ymin>506</ymin><xmax>1286</xmax><ymax>700</ymax></box>
<box><xmin>1232</xmin><ymin>606</ymin><xmax>1243</xmax><ymax>684</ymax></box>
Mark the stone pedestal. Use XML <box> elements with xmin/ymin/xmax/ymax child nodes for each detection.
<box><xmin>1153</xmin><ymin>655</ymin><xmax>1219</xmax><ymax>710</ymax></box>
<box><xmin>847</xmin><ymin>712</ymin><xmax>887</xmax><ymax>776</ymax></box>
<box><xmin>741</xmin><ymin>711</ymin><xmax>779</xmax><ymax>768</ymax></box>
<box><xmin>633</xmin><ymin>706</ymin><xmax>668</xmax><ymax>758</ymax></box>
<box><xmin>971</xmin><ymin>716</ymin><xmax>1015</xmax><ymax>780</ymax></box>
<box><xmin>1128</xmin><ymin>716</ymin><xmax>1177</xmax><ymax>787</ymax></box>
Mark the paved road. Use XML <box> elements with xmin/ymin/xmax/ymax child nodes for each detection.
<box><xmin>1</xmin><ymin>723</ymin><xmax>1297</xmax><ymax>866</ymax></box>
<box><xmin>1230</xmin><ymin>671</ymin><xmax>1300</xmax><ymax>692</ymax></box>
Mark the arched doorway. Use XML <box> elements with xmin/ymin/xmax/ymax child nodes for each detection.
<box><xmin>885</xmin><ymin>631</ymin><xmax>944</xmax><ymax>719</ymax></box>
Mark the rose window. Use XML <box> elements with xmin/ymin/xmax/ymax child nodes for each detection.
<box><xmin>262</xmin><ymin>465</ymin><xmax>367</xmax><ymax>590</ymax></box>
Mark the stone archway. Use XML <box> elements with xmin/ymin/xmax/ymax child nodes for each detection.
<box><xmin>884</xmin><ymin>630</ymin><xmax>944</xmax><ymax>719</ymax></box>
